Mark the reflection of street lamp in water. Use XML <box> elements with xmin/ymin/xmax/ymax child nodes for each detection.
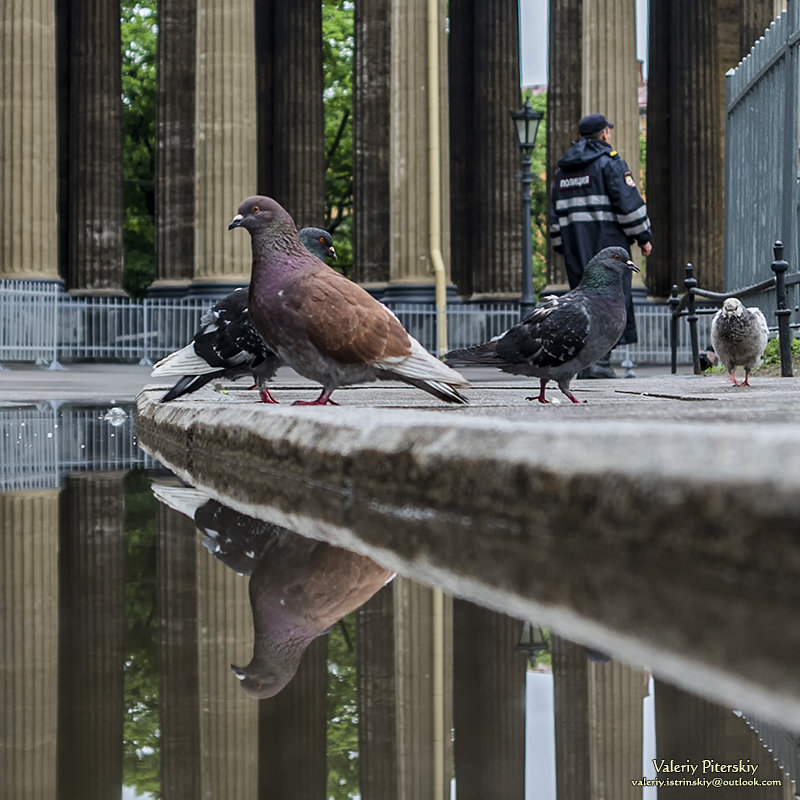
<box><xmin>511</xmin><ymin>100</ymin><xmax>544</xmax><ymax>320</ymax></box>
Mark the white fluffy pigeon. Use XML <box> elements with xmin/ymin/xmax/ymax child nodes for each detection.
<box><xmin>445</xmin><ymin>247</ymin><xmax>639</xmax><ymax>404</ymax></box>
<box><xmin>710</xmin><ymin>297</ymin><xmax>769</xmax><ymax>386</ymax></box>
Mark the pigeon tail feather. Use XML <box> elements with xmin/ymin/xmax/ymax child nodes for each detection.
<box><xmin>443</xmin><ymin>340</ymin><xmax>500</xmax><ymax>367</ymax></box>
<box><xmin>151</xmin><ymin>483</ymin><xmax>210</xmax><ymax>519</ymax></box>
<box><xmin>160</xmin><ymin>373</ymin><xmax>217</xmax><ymax>402</ymax></box>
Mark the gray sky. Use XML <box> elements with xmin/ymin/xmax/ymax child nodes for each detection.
<box><xmin>520</xmin><ymin>0</ymin><xmax>649</xmax><ymax>86</ymax></box>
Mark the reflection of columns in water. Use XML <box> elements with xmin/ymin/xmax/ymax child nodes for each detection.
<box><xmin>358</xmin><ymin>582</ymin><xmax>398</xmax><ymax>793</ymax></box>
<box><xmin>258</xmin><ymin>637</ymin><xmax>327</xmax><ymax>798</ymax></box>
<box><xmin>0</xmin><ymin>490</ymin><xmax>60</xmax><ymax>797</ymax></box>
<box><xmin>453</xmin><ymin>601</ymin><xmax>525</xmax><ymax>799</ymax></box>
<box><xmin>357</xmin><ymin>579</ymin><xmax>452</xmax><ymax>799</ymax></box>
<box><xmin>157</xmin><ymin>501</ymin><xmax>257</xmax><ymax>795</ymax></box>
<box><xmin>395</xmin><ymin>578</ymin><xmax>453</xmax><ymax>799</ymax></box>
<box><xmin>158</xmin><ymin>503</ymin><xmax>201</xmax><ymax>798</ymax></box>
<box><xmin>552</xmin><ymin>636</ymin><xmax>646</xmax><ymax>799</ymax></box>
<box><xmin>196</xmin><ymin>523</ymin><xmax>258</xmax><ymax>795</ymax></box>
<box><xmin>654</xmin><ymin>680</ymin><xmax>791</xmax><ymax>799</ymax></box>
<box><xmin>57</xmin><ymin>473</ymin><xmax>126</xmax><ymax>799</ymax></box>
<box><xmin>0</xmin><ymin>1</ymin><xmax>60</xmax><ymax>281</ymax></box>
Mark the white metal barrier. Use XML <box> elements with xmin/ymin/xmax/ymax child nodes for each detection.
<box><xmin>0</xmin><ymin>279</ymin><xmax>712</xmax><ymax>367</ymax></box>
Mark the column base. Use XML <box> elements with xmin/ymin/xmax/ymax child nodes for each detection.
<box><xmin>146</xmin><ymin>281</ymin><xmax>191</xmax><ymax>299</ymax></box>
<box><xmin>187</xmin><ymin>281</ymin><xmax>248</xmax><ymax>298</ymax></box>
<box><xmin>380</xmin><ymin>283</ymin><xmax>462</xmax><ymax>304</ymax></box>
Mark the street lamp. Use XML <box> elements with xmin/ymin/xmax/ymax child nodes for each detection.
<box><xmin>511</xmin><ymin>100</ymin><xmax>544</xmax><ymax>319</ymax></box>
<box><xmin>515</xmin><ymin>621</ymin><xmax>548</xmax><ymax>667</ymax></box>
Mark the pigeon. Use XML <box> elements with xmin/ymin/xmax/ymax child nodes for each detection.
<box><xmin>228</xmin><ymin>195</ymin><xmax>470</xmax><ymax>405</ymax></box>
<box><xmin>231</xmin><ymin>533</ymin><xmax>394</xmax><ymax>698</ymax></box>
<box><xmin>151</xmin><ymin>227</ymin><xmax>337</xmax><ymax>403</ymax></box>
<box><xmin>710</xmin><ymin>297</ymin><xmax>769</xmax><ymax>386</ymax></box>
<box><xmin>445</xmin><ymin>246</ymin><xmax>639</xmax><ymax>404</ymax></box>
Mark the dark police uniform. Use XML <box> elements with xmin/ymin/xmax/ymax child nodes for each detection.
<box><xmin>549</xmin><ymin>137</ymin><xmax>651</xmax><ymax>344</ymax></box>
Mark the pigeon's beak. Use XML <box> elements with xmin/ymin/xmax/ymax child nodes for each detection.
<box><xmin>228</xmin><ymin>214</ymin><xmax>244</xmax><ymax>230</ymax></box>
<box><xmin>627</xmin><ymin>259</ymin><xmax>640</xmax><ymax>273</ymax></box>
<box><xmin>231</xmin><ymin>664</ymin><xmax>246</xmax><ymax>680</ymax></box>
<box><xmin>328</xmin><ymin>246</ymin><xmax>338</xmax><ymax>262</ymax></box>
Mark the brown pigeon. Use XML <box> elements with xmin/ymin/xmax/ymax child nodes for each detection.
<box><xmin>445</xmin><ymin>247</ymin><xmax>639</xmax><ymax>404</ymax></box>
<box><xmin>151</xmin><ymin>227</ymin><xmax>337</xmax><ymax>403</ymax></box>
<box><xmin>228</xmin><ymin>196</ymin><xmax>469</xmax><ymax>405</ymax></box>
<box><xmin>710</xmin><ymin>297</ymin><xmax>769</xmax><ymax>386</ymax></box>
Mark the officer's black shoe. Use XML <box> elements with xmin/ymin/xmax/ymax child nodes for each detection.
<box><xmin>577</xmin><ymin>354</ymin><xmax>619</xmax><ymax>379</ymax></box>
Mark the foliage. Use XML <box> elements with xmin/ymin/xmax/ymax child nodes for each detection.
<box><xmin>123</xmin><ymin>468</ymin><xmax>161</xmax><ymax>798</ymax></box>
<box><xmin>121</xmin><ymin>1</ymin><xmax>157</xmax><ymax>299</ymax></box>
<box><xmin>322</xmin><ymin>0</ymin><xmax>355</xmax><ymax>274</ymax></box>
<box><xmin>327</xmin><ymin>614</ymin><xmax>360</xmax><ymax>799</ymax></box>
<box><xmin>521</xmin><ymin>90</ymin><xmax>549</xmax><ymax>294</ymax></box>
<box><xmin>761</xmin><ymin>334</ymin><xmax>800</xmax><ymax>365</ymax></box>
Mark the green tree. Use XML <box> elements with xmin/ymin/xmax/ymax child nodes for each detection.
<box><xmin>123</xmin><ymin>468</ymin><xmax>161</xmax><ymax>797</ymax></box>
<box><xmin>522</xmin><ymin>90</ymin><xmax>548</xmax><ymax>294</ymax></box>
<box><xmin>327</xmin><ymin>615</ymin><xmax>359</xmax><ymax>799</ymax></box>
<box><xmin>121</xmin><ymin>1</ymin><xmax>157</xmax><ymax>299</ymax></box>
<box><xmin>322</xmin><ymin>0</ymin><xmax>355</xmax><ymax>273</ymax></box>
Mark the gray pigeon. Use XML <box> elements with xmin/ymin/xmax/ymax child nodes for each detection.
<box><xmin>710</xmin><ymin>297</ymin><xmax>769</xmax><ymax>386</ymax></box>
<box><xmin>151</xmin><ymin>227</ymin><xmax>336</xmax><ymax>403</ymax></box>
<box><xmin>445</xmin><ymin>247</ymin><xmax>639</xmax><ymax>404</ymax></box>
<box><xmin>228</xmin><ymin>195</ymin><xmax>470</xmax><ymax>405</ymax></box>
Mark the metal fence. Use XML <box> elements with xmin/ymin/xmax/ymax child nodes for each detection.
<box><xmin>0</xmin><ymin>280</ymin><xmax>710</xmax><ymax>368</ymax></box>
<box><xmin>0</xmin><ymin>401</ymin><xmax>155</xmax><ymax>491</ymax></box>
<box><xmin>725</xmin><ymin>0</ymin><xmax>800</xmax><ymax>292</ymax></box>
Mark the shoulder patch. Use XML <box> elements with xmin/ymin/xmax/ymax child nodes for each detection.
<box><xmin>624</xmin><ymin>171</ymin><xmax>636</xmax><ymax>187</ymax></box>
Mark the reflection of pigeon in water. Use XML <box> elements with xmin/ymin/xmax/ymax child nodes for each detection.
<box><xmin>151</xmin><ymin>227</ymin><xmax>337</xmax><ymax>404</ymax></box>
<box><xmin>710</xmin><ymin>297</ymin><xmax>769</xmax><ymax>387</ymax></box>
<box><xmin>151</xmin><ymin>483</ymin><xmax>280</xmax><ymax>575</ymax></box>
<box><xmin>150</xmin><ymin>481</ymin><xmax>394</xmax><ymax>699</ymax></box>
<box><xmin>231</xmin><ymin>534</ymin><xmax>394</xmax><ymax>698</ymax></box>
<box><xmin>445</xmin><ymin>247</ymin><xmax>639</xmax><ymax>404</ymax></box>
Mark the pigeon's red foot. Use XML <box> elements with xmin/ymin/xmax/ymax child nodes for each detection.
<box><xmin>566</xmin><ymin>392</ymin><xmax>583</xmax><ymax>404</ymax></box>
<box><xmin>728</xmin><ymin>371</ymin><xmax>739</xmax><ymax>385</ymax></box>
<box><xmin>742</xmin><ymin>372</ymin><xmax>752</xmax><ymax>387</ymax></box>
<box><xmin>526</xmin><ymin>393</ymin><xmax>549</xmax><ymax>404</ymax></box>
<box><xmin>259</xmin><ymin>389</ymin><xmax>279</xmax><ymax>404</ymax></box>
<box><xmin>293</xmin><ymin>390</ymin><xmax>338</xmax><ymax>406</ymax></box>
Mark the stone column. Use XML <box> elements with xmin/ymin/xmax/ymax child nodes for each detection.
<box><xmin>256</xmin><ymin>1</ymin><xmax>326</xmax><ymax>228</ymax></box>
<box><xmin>0</xmin><ymin>1</ymin><xmax>60</xmax><ymax>281</ymax></box>
<box><xmin>552</xmin><ymin>636</ymin><xmax>646</xmax><ymax>799</ymax></box>
<box><xmin>453</xmin><ymin>602</ymin><xmax>526</xmax><ymax>800</ymax></box>
<box><xmin>0</xmin><ymin>490</ymin><xmax>60</xmax><ymax>798</ymax></box>
<box><xmin>357</xmin><ymin>584</ymin><xmax>398</xmax><ymax>794</ymax></box>
<box><xmin>192</xmin><ymin>0</ymin><xmax>257</xmax><ymax>293</ymax></box>
<box><xmin>546</xmin><ymin>0</ymin><xmax>583</xmax><ymax>288</ymax></box>
<box><xmin>647</xmin><ymin>0</ymin><xmax>724</xmax><ymax>294</ymax></box>
<box><xmin>384</xmin><ymin>0</ymin><xmax>452</xmax><ymax>302</ymax></box>
<box><xmin>394</xmin><ymin>578</ymin><xmax>453</xmax><ymax>800</ymax></box>
<box><xmin>645</xmin><ymin>0</ymin><xmax>673</xmax><ymax>294</ymax></box>
<box><xmin>654</xmin><ymin>680</ymin><xmax>790</xmax><ymax>798</ymax></box>
<box><xmin>57</xmin><ymin>473</ymin><xmax>126</xmax><ymax>799</ymax></box>
<box><xmin>63</xmin><ymin>0</ymin><xmax>126</xmax><ymax>296</ymax></box>
<box><xmin>151</xmin><ymin>0</ymin><xmax>197</xmax><ymax>296</ymax></box>
<box><xmin>582</xmin><ymin>0</ymin><xmax>640</xmax><ymax>188</ymax></box>
<box><xmin>448</xmin><ymin>0</ymin><xmax>522</xmax><ymax>300</ymax></box>
<box><xmin>353</xmin><ymin>0</ymin><xmax>392</xmax><ymax>289</ymax></box>
<box><xmin>258</xmin><ymin>638</ymin><xmax>327</xmax><ymax>798</ymax></box>
<box><xmin>741</xmin><ymin>1</ymin><xmax>783</xmax><ymax>57</ymax></box>
<box><xmin>196</xmin><ymin>537</ymin><xmax>258</xmax><ymax>795</ymax></box>
<box><xmin>157</xmin><ymin>504</ymin><xmax>202</xmax><ymax>799</ymax></box>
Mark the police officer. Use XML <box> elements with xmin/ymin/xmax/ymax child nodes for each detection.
<box><xmin>549</xmin><ymin>113</ymin><xmax>652</xmax><ymax>377</ymax></box>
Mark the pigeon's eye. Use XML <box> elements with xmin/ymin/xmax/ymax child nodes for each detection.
<box><xmin>252</xmin><ymin>205</ymin><xmax>260</xmax><ymax>213</ymax></box>
<box><xmin>319</xmin><ymin>237</ymin><xmax>325</xmax><ymax>244</ymax></box>
<box><xmin>613</xmin><ymin>254</ymin><xmax>621</xmax><ymax>260</ymax></box>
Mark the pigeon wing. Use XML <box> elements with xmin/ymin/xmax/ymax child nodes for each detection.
<box><xmin>297</xmin><ymin>270</ymin><xmax>413</xmax><ymax>364</ymax></box>
<box><xmin>495</xmin><ymin>296</ymin><xmax>590</xmax><ymax>368</ymax></box>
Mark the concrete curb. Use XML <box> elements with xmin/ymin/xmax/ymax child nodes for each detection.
<box><xmin>137</xmin><ymin>383</ymin><xmax>800</xmax><ymax>729</ymax></box>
